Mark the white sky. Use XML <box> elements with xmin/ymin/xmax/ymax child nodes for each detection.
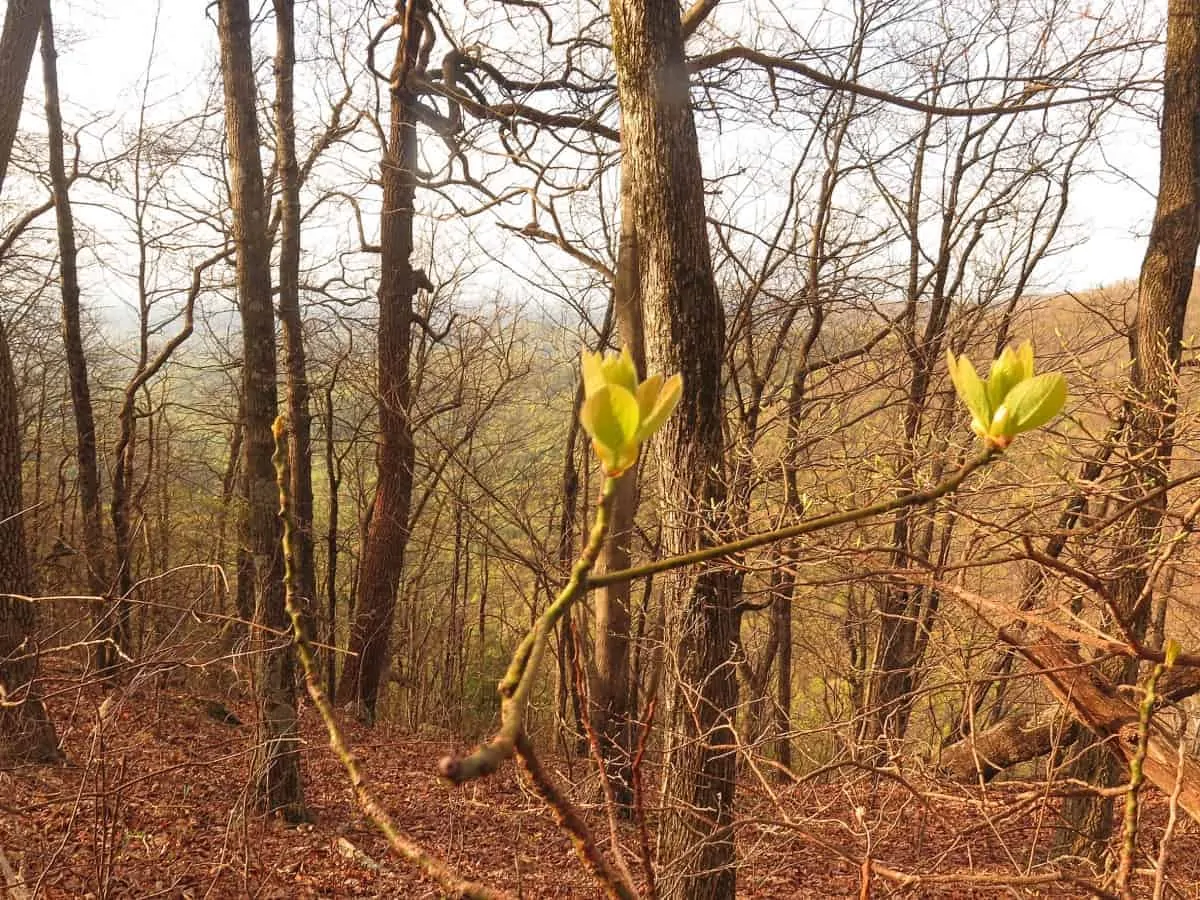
<box><xmin>25</xmin><ymin>0</ymin><xmax>1165</xmax><ymax>302</ymax></box>
<box><xmin>1059</xmin><ymin>121</ymin><xmax>1159</xmax><ymax>290</ymax></box>
<box><xmin>52</xmin><ymin>0</ymin><xmax>215</xmax><ymax>116</ymax></box>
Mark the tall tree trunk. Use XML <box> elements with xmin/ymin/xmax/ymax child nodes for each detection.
<box><xmin>272</xmin><ymin>0</ymin><xmax>317</xmax><ymax>648</ymax></box>
<box><xmin>862</xmin><ymin>111</ymin><xmax>952</xmax><ymax>749</ymax></box>
<box><xmin>589</xmin><ymin>162</ymin><xmax>644</xmax><ymax>811</ymax></box>
<box><xmin>1057</xmin><ymin>0</ymin><xmax>1200</xmax><ymax>858</ymax></box>
<box><xmin>0</xmin><ymin>319</ymin><xmax>58</xmax><ymax>763</ymax></box>
<box><xmin>0</xmin><ymin>0</ymin><xmax>58</xmax><ymax>764</ymax></box>
<box><xmin>554</xmin><ymin>387</ymin><xmax>586</xmax><ymax>755</ymax></box>
<box><xmin>216</xmin><ymin>0</ymin><xmax>304</xmax><ymax>817</ymax></box>
<box><xmin>109</xmin><ymin>106</ymin><xmax>160</xmax><ymax>663</ymax></box>
<box><xmin>0</xmin><ymin>0</ymin><xmax>39</xmax><ymax>190</ymax></box>
<box><xmin>610</xmin><ymin>1</ymin><xmax>738</xmax><ymax>896</ymax></box>
<box><xmin>40</xmin><ymin>2</ymin><xmax>109</xmax><ymax>673</ymax></box>
<box><xmin>336</xmin><ymin>2</ymin><xmax>423</xmax><ymax>722</ymax></box>
<box><xmin>214</xmin><ymin>396</ymin><xmax>244</xmax><ymax>624</ymax></box>
<box><xmin>109</xmin><ymin>381</ymin><xmax>139</xmax><ymax>659</ymax></box>
<box><xmin>324</xmin><ymin>377</ymin><xmax>341</xmax><ymax>699</ymax></box>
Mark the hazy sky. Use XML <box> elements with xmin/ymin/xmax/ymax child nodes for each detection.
<box><xmin>52</xmin><ymin>1</ymin><xmax>214</xmax><ymax>117</ymax></box>
<box><xmin>31</xmin><ymin>0</ymin><xmax>1164</xmax><ymax>297</ymax></box>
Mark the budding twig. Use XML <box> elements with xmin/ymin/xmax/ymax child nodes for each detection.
<box><xmin>273</xmin><ymin>416</ymin><xmax>508</xmax><ymax>900</ymax></box>
<box><xmin>439</xmin><ymin>475</ymin><xmax>620</xmax><ymax>783</ymax></box>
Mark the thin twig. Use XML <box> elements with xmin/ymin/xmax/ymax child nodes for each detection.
<box><xmin>514</xmin><ymin>733</ymin><xmax>639</xmax><ymax>900</ymax></box>
<box><xmin>440</xmin><ymin>477</ymin><xmax>619</xmax><ymax>783</ymax></box>
<box><xmin>273</xmin><ymin>417</ymin><xmax>508</xmax><ymax>900</ymax></box>
<box><xmin>588</xmin><ymin>447</ymin><xmax>996</xmax><ymax>588</ymax></box>
<box><xmin>1116</xmin><ymin>660</ymin><xmax>1164</xmax><ymax>898</ymax></box>
<box><xmin>569</xmin><ymin>621</ymin><xmax>637</xmax><ymax>890</ymax></box>
<box><xmin>1152</xmin><ymin>730</ymin><xmax>1187</xmax><ymax>900</ymax></box>
<box><xmin>631</xmin><ymin>698</ymin><xmax>657</xmax><ymax>900</ymax></box>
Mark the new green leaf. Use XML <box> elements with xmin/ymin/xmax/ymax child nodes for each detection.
<box><xmin>578</xmin><ymin>347</ymin><xmax>682</xmax><ymax>476</ymax></box>
<box><xmin>946</xmin><ymin>342</ymin><xmax>1067</xmax><ymax>448</ymax></box>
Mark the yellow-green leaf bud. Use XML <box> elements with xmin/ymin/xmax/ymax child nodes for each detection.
<box><xmin>947</xmin><ymin>342</ymin><xmax>1066</xmax><ymax>447</ymax></box>
<box><xmin>578</xmin><ymin>347</ymin><xmax>682</xmax><ymax>476</ymax></box>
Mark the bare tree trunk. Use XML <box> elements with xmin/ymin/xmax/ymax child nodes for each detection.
<box><xmin>0</xmin><ymin>0</ymin><xmax>39</xmax><ymax>193</ymax></box>
<box><xmin>0</xmin><ymin>0</ymin><xmax>58</xmax><ymax>764</ymax></box>
<box><xmin>554</xmin><ymin>389</ymin><xmax>587</xmax><ymax>755</ymax></box>
<box><xmin>863</xmin><ymin>109</ymin><xmax>955</xmax><ymax>749</ymax></box>
<box><xmin>216</xmin><ymin>0</ymin><xmax>304</xmax><ymax>818</ymax></box>
<box><xmin>323</xmin><ymin>377</ymin><xmax>341</xmax><ymax>699</ymax></box>
<box><xmin>590</xmin><ymin>162</ymin><xmax>644</xmax><ymax>812</ymax></box>
<box><xmin>214</xmin><ymin>396</ymin><xmax>244</xmax><ymax>623</ymax></box>
<box><xmin>109</xmin><ymin>387</ymin><xmax>138</xmax><ymax>659</ymax></box>
<box><xmin>337</xmin><ymin>2</ymin><xmax>423</xmax><ymax>722</ymax></box>
<box><xmin>0</xmin><ymin>319</ymin><xmax>58</xmax><ymax>763</ymax></box>
<box><xmin>1057</xmin><ymin>0</ymin><xmax>1200</xmax><ymax>858</ymax></box>
<box><xmin>109</xmin><ymin>115</ymin><xmax>163</xmax><ymax>663</ymax></box>
<box><xmin>40</xmin><ymin>2</ymin><xmax>109</xmax><ymax>674</ymax></box>
<box><xmin>272</xmin><ymin>0</ymin><xmax>317</xmax><ymax>646</ymax></box>
<box><xmin>610</xmin><ymin>1</ymin><xmax>738</xmax><ymax>896</ymax></box>
<box><xmin>772</xmin><ymin>582</ymin><xmax>792</xmax><ymax>772</ymax></box>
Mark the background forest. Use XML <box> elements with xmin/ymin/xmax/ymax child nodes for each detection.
<box><xmin>2</xmin><ymin>0</ymin><xmax>1200</xmax><ymax>897</ymax></box>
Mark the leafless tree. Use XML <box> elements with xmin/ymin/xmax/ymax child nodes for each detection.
<box><xmin>0</xmin><ymin>0</ymin><xmax>58</xmax><ymax>763</ymax></box>
<box><xmin>216</xmin><ymin>0</ymin><xmax>304</xmax><ymax>817</ymax></box>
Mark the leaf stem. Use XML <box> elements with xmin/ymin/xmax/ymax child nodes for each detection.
<box><xmin>274</xmin><ymin>416</ymin><xmax>509</xmax><ymax>900</ymax></box>
<box><xmin>587</xmin><ymin>445</ymin><xmax>997</xmax><ymax>589</ymax></box>
<box><xmin>440</xmin><ymin>475</ymin><xmax>620</xmax><ymax>783</ymax></box>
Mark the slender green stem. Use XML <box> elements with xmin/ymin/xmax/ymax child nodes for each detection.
<box><xmin>440</xmin><ymin>476</ymin><xmax>620</xmax><ymax>783</ymax></box>
<box><xmin>515</xmin><ymin>732</ymin><xmax>640</xmax><ymax>900</ymax></box>
<box><xmin>587</xmin><ymin>445</ymin><xmax>997</xmax><ymax>589</ymax></box>
<box><xmin>1117</xmin><ymin>659</ymin><xmax>1166</xmax><ymax>899</ymax></box>
<box><xmin>274</xmin><ymin>417</ymin><xmax>509</xmax><ymax>900</ymax></box>
<box><xmin>441</xmin><ymin>446</ymin><xmax>996</xmax><ymax>784</ymax></box>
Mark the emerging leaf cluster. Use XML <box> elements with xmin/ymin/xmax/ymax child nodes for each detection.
<box><xmin>946</xmin><ymin>341</ymin><xmax>1067</xmax><ymax>448</ymax></box>
<box><xmin>579</xmin><ymin>347</ymin><xmax>682</xmax><ymax>476</ymax></box>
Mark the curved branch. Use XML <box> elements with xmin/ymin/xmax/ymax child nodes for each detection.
<box><xmin>440</xmin><ymin>476</ymin><xmax>618</xmax><ymax>783</ymax></box>
<box><xmin>413</xmin><ymin>73</ymin><xmax>619</xmax><ymax>142</ymax></box>
<box><xmin>689</xmin><ymin>45</ymin><xmax>1145</xmax><ymax>118</ymax></box>
<box><xmin>588</xmin><ymin>445</ymin><xmax>998</xmax><ymax>589</ymax></box>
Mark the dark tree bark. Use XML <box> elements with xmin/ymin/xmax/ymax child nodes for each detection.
<box><xmin>1057</xmin><ymin>0</ymin><xmax>1200</xmax><ymax>858</ymax></box>
<box><xmin>323</xmin><ymin>376</ymin><xmax>341</xmax><ymax>700</ymax></box>
<box><xmin>216</xmin><ymin>0</ymin><xmax>304</xmax><ymax>817</ymax></box>
<box><xmin>272</xmin><ymin>0</ymin><xmax>317</xmax><ymax>645</ymax></box>
<box><xmin>40</xmin><ymin>2</ymin><xmax>110</xmax><ymax>673</ymax></box>
<box><xmin>589</xmin><ymin>160</ymin><xmax>644</xmax><ymax>812</ymax></box>
<box><xmin>0</xmin><ymin>0</ymin><xmax>58</xmax><ymax>764</ymax></box>
<box><xmin>0</xmin><ymin>0</ymin><xmax>39</xmax><ymax>192</ymax></box>
<box><xmin>610</xmin><ymin>1</ymin><xmax>739</xmax><ymax>896</ymax></box>
<box><xmin>0</xmin><ymin>320</ymin><xmax>59</xmax><ymax>763</ymax></box>
<box><xmin>337</xmin><ymin>1</ymin><xmax>423</xmax><ymax>721</ymax></box>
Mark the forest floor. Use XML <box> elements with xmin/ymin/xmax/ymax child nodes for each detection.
<box><xmin>3</xmin><ymin>670</ymin><xmax>1200</xmax><ymax>898</ymax></box>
